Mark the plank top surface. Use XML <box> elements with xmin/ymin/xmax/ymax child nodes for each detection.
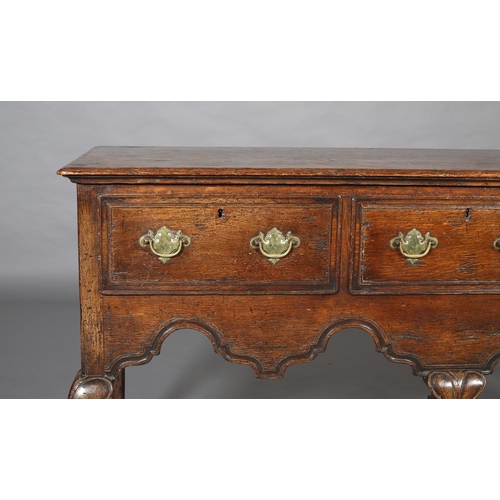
<box><xmin>58</xmin><ymin>146</ymin><xmax>500</xmax><ymax>179</ymax></box>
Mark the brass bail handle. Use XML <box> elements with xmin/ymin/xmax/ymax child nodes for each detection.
<box><xmin>249</xmin><ymin>227</ymin><xmax>301</xmax><ymax>265</ymax></box>
<box><xmin>493</xmin><ymin>237</ymin><xmax>500</xmax><ymax>250</ymax></box>
<box><xmin>389</xmin><ymin>228</ymin><xmax>438</xmax><ymax>265</ymax></box>
<box><xmin>139</xmin><ymin>226</ymin><xmax>191</xmax><ymax>264</ymax></box>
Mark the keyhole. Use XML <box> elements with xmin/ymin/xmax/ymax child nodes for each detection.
<box><xmin>218</xmin><ymin>208</ymin><xmax>225</xmax><ymax>219</ymax></box>
<box><xmin>465</xmin><ymin>208</ymin><xmax>472</xmax><ymax>221</ymax></box>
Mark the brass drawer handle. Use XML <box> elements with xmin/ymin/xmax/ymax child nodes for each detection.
<box><xmin>493</xmin><ymin>237</ymin><xmax>500</xmax><ymax>250</ymax></box>
<box><xmin>139</xmin><ymin>226</ymin><xmax>191</xmax><ymax>263</ymax></box>
<box><xmin>389</xmin><ymin>228</ymin><xmax>438</xmax><ymax>265</ymax></box>
<box><xmin>250</xmin><ymin>227</ymin><xmax>301</xmax><ymax>265</ymax></box>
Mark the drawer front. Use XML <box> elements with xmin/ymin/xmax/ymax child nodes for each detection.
<box><xmin>102</xmin><ymin>197</ymin><xmax>339</xmax><ymax>293</ymax></box>
<box><xmin>351</xmin><ymin>200</ymin><xmax>500</xmax><ymax>293</ymax></box>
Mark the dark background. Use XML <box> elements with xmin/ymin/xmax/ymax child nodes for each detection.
<box><xmin>2</xmin><ymin>101</ymin><xmax>500</xmax><ymax>398</ymax></box>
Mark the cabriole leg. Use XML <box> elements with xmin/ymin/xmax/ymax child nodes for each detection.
<box><xmin>111</xmin><ymin>369</ymin><xmax>125</xmax><ymax>399</ymax></box>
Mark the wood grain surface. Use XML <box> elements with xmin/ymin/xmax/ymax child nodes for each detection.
<box><xmin>58</xmin><ymin>147</ymin><xmax>500</xmax><ymax>185</ymax></box>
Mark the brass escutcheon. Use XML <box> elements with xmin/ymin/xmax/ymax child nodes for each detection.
<box><xmin>139</xmin><ymin>226</ymin><xmax>191</xmax><ymax>263</ymax></box>
<box><xmin>249</xmin><ymin>227</ymin><xmax>301</xmax><ymax>265</ymax></box>
<box><xmin>389</xmin><ymin>228</ymin><xmax>438</xmax><ymax>265</ymax></box>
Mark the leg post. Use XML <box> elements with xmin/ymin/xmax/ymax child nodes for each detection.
<box><xmin>424</xmin><ymin>370</ymin><xmax>486</xmax><ymax>399</ymax></box>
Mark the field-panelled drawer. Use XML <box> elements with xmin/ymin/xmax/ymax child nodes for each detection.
<box><xmin>102</xmin><ymin>196</ymin><xmax>340</xmax><ymax>293</ymax></box>
<box><xmin>351</xmin><ymin>200</ymin><xmax>500</xmax><ymax>293</ymax></box>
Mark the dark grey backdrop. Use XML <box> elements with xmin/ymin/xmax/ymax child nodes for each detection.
<box><xmin>2</xmin><ymin>101</ymin><xmax>500</xmax><ymax>398</ymax></box>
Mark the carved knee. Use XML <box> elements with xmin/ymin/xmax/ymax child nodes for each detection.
<box><xmin>425</xmin><ymin>370</ymin><xmax>486</xmax><ymax>399</ymax></box>
<box><xmin>69</xmin><ymin>372</ymin><xmax>114</xmax><ymax>399</ymax></box>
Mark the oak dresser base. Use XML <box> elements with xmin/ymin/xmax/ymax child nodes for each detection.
<box><xmin>58</xmin><ymin>147</ymin><xmax>500</xmax><ymax>399</ymax></box>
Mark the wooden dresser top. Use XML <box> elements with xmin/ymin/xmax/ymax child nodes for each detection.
<box><xmin>58</xmin><ymin>147</ymin><xmax>500</xmax><ymax>184</ymax></box>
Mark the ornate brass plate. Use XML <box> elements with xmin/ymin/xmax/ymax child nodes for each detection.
<box><xmin>139</xmin><ymin>226</ymin><xmax>191</xmax><ymax>263</ymax></box>
<box><xmin>249</xmin><ymin>227</ymin><xmax>301</xmax><ymax>265</ymax></box>
<box><xmin>389</xmin><ymin>228</ymin><xmax>438</xmax><ymax>265</ymax></box>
